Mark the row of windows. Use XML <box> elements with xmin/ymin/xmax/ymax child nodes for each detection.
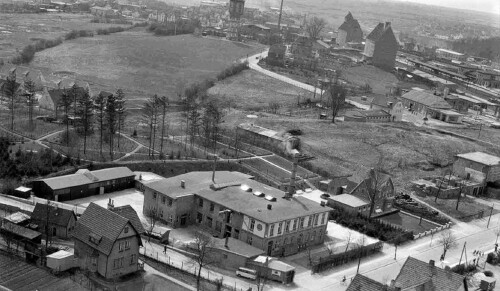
<box><xmin>113</xmin><ymin>254</ymin><xmax>136</xmax><ymax>269</ymax></box>
<box><xmin>118</xmin><ymin>240</ymin><xmax>131</xmax><ymax>252</ymax></box>
<box><xmin>264</xmin><ymin>213</ymin><xmax>326</xmax><ymax>237</ymax></box>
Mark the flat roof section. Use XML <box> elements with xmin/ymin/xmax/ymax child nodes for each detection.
<box><xmin>456</xmin><ymin>152</ymin><xmax>500</xmax><ymax>166</ymax></box>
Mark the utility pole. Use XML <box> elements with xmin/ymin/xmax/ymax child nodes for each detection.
<box><xmin>277</xmin><ymin>0</ymin><xmax>284</xmax><ymax>32</ymax></box>
<box><xmin>458</xmin><ymin>241</ymin><xmax>466</xmax><ymax>266</ymax></box>
<box><xmin>487</xmin><ymin>204</ymin><xmax>494</xmax><ymax>228</ymax></box>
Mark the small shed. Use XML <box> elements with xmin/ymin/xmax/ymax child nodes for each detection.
<box><xmin>480</xmin><ymin>277</ymin><xmax>496</xmax><ymax>291</ymax></box>
<box><xmin>247</xmin><ymin>256</ymin><xmax>296</xmax><ymax>284</ymax></box>
<box><xmin>14</xmin><ymin>186</ymin><xmax>32</xmax><ymax>198</ymax></box>
<box><xmin>209</xmin><ymin>237</ymin><xmax>265</xmax><ymax>270</ymax></box>
<box><xmin>4</xmin><ymin>212</ymin><xmax>30</xmax><ymax>226</ymax></box>
<box><xmin>46</xmin><ymin>250</ymin><xmax>76</xmax><ymax>272</ymax></box>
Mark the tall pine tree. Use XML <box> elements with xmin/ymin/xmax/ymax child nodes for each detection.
<box><xmin>94</xmin><ymin>92</ymin><xmax>107</xmax><ymax>158</ymax></box>
<box><xmin>76</xmin><ymin>89</ymin><xmax>94</xmax><ymax>154</ymax></box>
<box><xmin>105</xmin><ymin>93</ymin><xmax>117</xmax><ymax>160</ymax></box>
<box><xmin>115</xmin><ymin>89</ymin><xmax>126</xmax><ymax>149</ymax></box>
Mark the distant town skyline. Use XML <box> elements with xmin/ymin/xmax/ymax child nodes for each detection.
<box><xmin>397</xmin><ymin>0</ymin><xmax>500</xmax><ymax>15</ymax></box>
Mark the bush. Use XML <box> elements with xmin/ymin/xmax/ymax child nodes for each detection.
<box><xmin>451</xmin><ymin>263</ymin><xmax>476</xmax><ymax>275</ymax></box>
<box><xmin>487</xmin><ymin>252</ymin><xmax>498</xmax><ymax>264</ymax></box>
<box><xmin>329</xmin><ymin>206</ymin><xmax>414</xmax><ymax>243</ymax></box>
<box><xmin>65</xmin><ymin>30</ymin><xmax>93</xmax><ymax>40</ymax></box>
<box><xmin>484</xmin><ymin>270</ymin><xmax>494</xmax><ymax>277</ymax></box>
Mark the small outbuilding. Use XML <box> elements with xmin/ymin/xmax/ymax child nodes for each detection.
<box><xmin>31</xmin><ymin>203</ymin><xmax>77</xmax><ymax>239</ymax></box>
<box><xmin>246</xmin><ymin>256</ymin><xmax>296</xmax><ymax>284</ymax></box>
<box><xmin>209</xmin><ymin>237</ymin><xmax>265</xmax><ymax>270</ymax></box>
<box><xmin>46</xmin><ymin>250</ymin><xmax>76</xmax><ymax>272</ymax></box>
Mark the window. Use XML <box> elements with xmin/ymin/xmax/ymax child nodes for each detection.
<box><xmin>168</xmin><ymin>198</ymin><xmax>173</xmax><ymax>207</ymax></box>
<box><xmin>308</xmin><ymin>215</ymin><xmax>313</xmax><ymax>227</ymax></box>
<box><xmin>249</xmin><ymin>219</ymin><xmax>255</xmax><ymax>231</ymax></box>
<box><xmin>277</xmin><ymin>222</ymin><xmax>283</xmax><ymax>235</ymax></box>
<box><xmin>199</xmin><ymin>198</ymin><xmax>204</xmax><ymax>208</ymax></box>
<box><xmin>206</xmin><ymin>217</ymin><xmax>213</xmax><ymax>228</ymax></box>
<box><xmin>292</xmin><ymin>219</ymin><xmax>297</xmax><ymax>231</ymax></box>
<box><xmin>285</xmin><ymin>221</ymin><xmax>290</xmax><ymax>233</ymax></box>
<box><xmin>299</xmin><ymin>217</ymin><xmax>305</xmax><ymax>229</ymax></box>
<box><xmin>210</xmin><ymin>203</ymin><xmax>215</xmax><ymax>212</ymax></box>
<box><xmin>125</xmin><ymin>240</ymin><xmax>130</xmax><ymax>250</ymax></box>
<box><xmin>160</xmin><ymin>209</ymin><xmax>163</xmax><ymax>218</ymax></box>
<box><xmin>320</xmin><ymin>213</ymin><xmax>326</xmax><ymax>224</ymax></box>
<box><xmin>271</xmin><ymin>270</ymin><xmax>281</xmax><ymax>276</ymax></box>
<box><xmin>124</xmin><ymin>226</ymin><xmax>129</xmax><ymax>234</ymax></box>
<box><xmin>247</xmin><ymin>236</ymin><xmax>253</xmax><ymax>245</ymax></box>
<box><xmin>197</xmin><ymin>212</ymin><xmax>203</xmax><ymax>223</ymax></box>
<box><xmin>234</xmin><ymin>229</ymin><xmax>239</xmax><ymax>239</ymax></box>
<box><xmin>162</xmin><ymin>196</ymin><xmax>166</xmax><ymax>204</ymax></box>
<box><xmin>169</xmin><ymin>215</ymin><xmax>173</xmax><ymax>223</ymax></box>
<box><xmin>113</xmin><ymin>258</ymin><xmax>120</xmax><ymax>269</ymax></box>
<box><xmin>153</xmin><ymin>192</ymin><xmax>157</xmax><ymax>199</ymax></box>
<box><xmin>130</xmin><ymin>254</ymin><xmax>136</xmax><ymax>265</ymax></box>
<box><xmin>119</xmin><ymin>241</ymin><xmax>125</xmax><ymax>252</ymax></box>
<box><xmin>314</xmin><ymin>214</ymin><xmax>319</xmax><ymax>226</ymax></box>
<box><xmin>269</xmin><ymin>224</ymin><xmax>275</xmax><ymax>237</ymax></box>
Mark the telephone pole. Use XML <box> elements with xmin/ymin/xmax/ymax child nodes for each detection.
<box><xmin>277</xmin><ymin>0</ymin><xmax>284</xmax><ymax>31</ymax></box>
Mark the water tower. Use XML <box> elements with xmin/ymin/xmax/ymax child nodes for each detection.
<box><xmin>227</xmin><ymin>0</ymin><xmax>245</xmax><ymax>40</ymax></box>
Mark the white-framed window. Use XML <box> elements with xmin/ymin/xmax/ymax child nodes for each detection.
<box><xmin>277</xmin><ymin>222</ymin><xmax>283</xmax><ymax>235</ymax></box>
<box><xmin>285</xmin><ymin>221</ymin><xmax>290</xmax><ymax>233</ymax></box>
<box><xmin>162</xmin><ymin>196</ymin><xmax>166</xmax><ymax>204</ymax></box>
<box><xmin>269</xmin><ymin>224</ymin><xmax>275</xmax><ymax>236</ymax></box>
<box><xmin>153</xmin><ymin>192</ymin><xmax>157</xmax><ymax>199</ymax></box>
<box><xmin>249</xmin><ymin>219</ymin><xmax>255</xmax><ymax>231</ymax></box>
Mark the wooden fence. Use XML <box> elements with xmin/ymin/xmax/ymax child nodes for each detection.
<box><xmin>311</xmin><ymin>241</ymin><xmax>384</xmax><ymax>273</ymax></box>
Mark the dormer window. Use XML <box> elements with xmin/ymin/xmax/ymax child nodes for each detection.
<box><xmin>89</xmin><ymin>233</ymin><xmax>102</xmax><ymax>244</ymax></box>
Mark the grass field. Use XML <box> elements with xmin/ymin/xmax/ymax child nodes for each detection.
<box><xmin>343</xmin><ymin>65</ymin><xmax>419</xmax><ymax>95</ymax></box>
<box><xmin>417</xmin><ymin>194</ymin><xmax>500</xmax><ymax>221</ymax></box>
<box><xmin>222</xmin><ymin>114</ymin><xmax>500</xmax><ymax>188</ymax></box>
<box><xmin>208</xmin><ymin>69</ymin><xmax>314</xmax><ymax>110</ymax></box>
<box><xmin>0</xmin><ymin>13</ymin><xmax>131</xmax><ymax>59</ymax></box>
<box><xmin>31</xmin><ymin>31</ymin><xmax>264</xmax><ymax>106</ymax></box>
<box><xmin>379</xmin><ymin>212</ymin><xmax>440</xmax><ymax>234</ymax></box>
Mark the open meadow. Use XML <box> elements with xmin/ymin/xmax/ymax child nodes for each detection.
<box><xmin>222</xmin><ymin>112</ymin><xmax>500</xmax><ymax>188</ymax></box>
<box><xmin>0</xmin><ymin>13</ymin><xmax>131</xmax><ymax>59</ymax></box>
<box><xmin>208</xmin><ymin>69</ymin><xmax>314</xmax><ymax>110</ymax></box>
<box><xmin>31</xmin><ymin>30</ymin><xmax>265</xmax><ymax>106</ymax></box>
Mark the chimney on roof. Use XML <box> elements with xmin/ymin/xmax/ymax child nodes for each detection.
<box><xmin>107</xmin><ymin>198</ymin><xmax>114</xmax><ymax>210</ymax></box>
<box><xmin>181</xmin><ymin>180</ymin><xmax>185</xmax><ymax>188</ymax></box>
<box><xmin>224</xmin><ymin>236</ymin><xmax>229</xmax><ymax>248</ymax></box>
<box><xmin>385</xmin><ymin>22</ymin><xmax>391</xmax><ymax>29</ymax></box>
<box><xmin>267</xmin><ymin>204</ymin><xmax>272</xmax><ymax>210</ymax></box>
<box><xmin>429</xmin><ymin>259</ymin><xmax>435</xmax><ymax>266</ymax></box>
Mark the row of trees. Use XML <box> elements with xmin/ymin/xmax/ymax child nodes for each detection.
<box><xmin>58</xmin><ymin>86</ymin><xmax>126</xmax><ymax>160</ymax></box>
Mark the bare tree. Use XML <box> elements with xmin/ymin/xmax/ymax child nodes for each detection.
<box><xmin>60</xmin><ymin>91</ymin><xmax>72</xmax><ymax>146</ymax></box>
<box><xmin>306</xmin><ymin>16</ymin><xmax>327</xmax><ymax>40</ymax></box>
<box><xmin>94</xmin><ymin>92</ymin><xmax>107</xmax><ymax>157</ymax></box>
<box><xmin>23</xmin><ymin>77</ymin><xmax>38</xmax><ymax>131</ymax></box>
<box><xmin>365</xmin><ymin>168</ymin><xmax>391</xmax><ymax>219</ymax></box>
<box><xmin>326</xmin><ymin>81</ymin><xmax>347</xmax><ymax>123</ymax></box>
<box><xmin>142</xmin><ymin>96</ymin><xmax>161</xmax><ymax>159</ymax></box>
<box><xmin>158</xmin><ymin>96</ymin><xmax>169</xmax><ymax>158</ymax></box>
<box><xmin>191</xmin><ymin>231</ymin><xmax>218</xmax><ymax>291</ymax></box>
<box><xmin>455</xmin><ymin>181</ymin><xmax>465</xmax><ymax>210</ymax></box>
<box><xmin>76</xmin><ymin>89</ymin><xmax>93</xmax><ymax>154</ymax></box>
<box><xmin>145</xmin><ymin>207</ymin><xmax>160</xmax><ymax>241</ymax></box>
<box><xmin>438</xmin><ymin>230</ymin><xmax>458</xmax><ymax>259</ymax></box>
<box><xmin>4</xmin><ymin>70</ymin><xmax>18</xmax><ymax>131</ymax></box>
<box><xmin>115</xmin><ymin>89</ymin><xmax>126</xmax><ymax>150</ymax></box>
<box><xmin>0</xmin><ymin>219</ymin><xmax>17</xmax><ymax>252</ymax></box>
<box><xmin>355</xmin><ymin>235</ymin><xmax>366</xmax><ymax>274</ymax></box>
<box><xmin>344</xmin><ymin>230</ymin><xmax>353</xmax><ymax>253</ymax></box>
<box><xmin>269</xmin><ymin>102</ymin><xmax>280</xmax><ymax>114</ymax></box>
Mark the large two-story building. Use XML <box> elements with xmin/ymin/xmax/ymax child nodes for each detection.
<box><xmin>143</xmin><ymin>171</ymin><xmax>330</xmax><ymax>257</ymax></box>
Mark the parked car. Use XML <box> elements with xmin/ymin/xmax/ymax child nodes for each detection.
<box><xmin>236</xmin><ymin>267</ymin><xmax>257</xmax><ymax>280</ymax></box>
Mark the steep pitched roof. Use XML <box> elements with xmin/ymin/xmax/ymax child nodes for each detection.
<box><xmin>339</xmin><ymin>12</ymin><xmax>361</xmax><ymax>32</ymax></box>
<box><xmin>401</xmin><ymin>90</ymin><xmax>452</xmax><ymax>109</ymax></box>
<box><xmin>110</xmin><ymin>205</ymin><xmax>145</xmax><ymax>234</ymax></box>
<box><xmin>31</xmin><ymin>203</ymin><xmax>76</xmax><ymax>227</ymax></box>
<box><xmin>394</xmin><ymin>257</ymin><xmax>465</xmax><ymax>291</ymax></box>
<box><xmin>366</xmin><ymin>23</ymin><xmax>386</xmax><ymax>41</ymax></box>
<box><xmin>347</xmin><ymin>274</ymin><xmax>389</xmax><ymax>291</ymax></box>
<box><xmin>72</xmin><ymin>203</ymin><xmax>140</xmax><ymax>256</ymax></box>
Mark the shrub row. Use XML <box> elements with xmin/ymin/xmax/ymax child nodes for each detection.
<box><xmin>96</xmin><ymin>26</ymin><xmax>126</xmax><ymax>35</ymax></box>
<box><xmin>329</xmin><ymin>206</ymin><xmax>414</xmax><ymax>243</ymax></box>
<box><xmin>450</xmin><ymin>263</ymin><xmax>477</xmax><ymax>275</ymax></box>
<box><xmin>216</xmin><ymin>61</ymin><xmax>249</xmax><ymax>81</ymax></box>
<box><xmin>11</xmin><ymin>37</ymin><xmax>63</xmax><ymax>64</ymax></box>
<box><xmin>65</xmin><ymin>29</ymin><xmax>94</xmax><ymax>40</ymax></box>
<box><xmin>148</xmin><ymin>21</ymin><xmax>199</xmax><ymax>36</ymax></box>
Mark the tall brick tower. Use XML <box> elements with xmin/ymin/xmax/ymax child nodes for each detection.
<box><xmin>227</xmin><ymin>0</ymin><xmax>245</xmax><ymax>40</ymax></box>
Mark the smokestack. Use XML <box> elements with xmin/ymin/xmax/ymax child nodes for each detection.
<box><xmin>385</xmin><ymin>22</ymin><xmax>391</xmax><ymax>29</ymax></box>
<box><xmin>224</xmin><ymin>236</ymin><xmax>229</xmax><ymax>248</ymax></box>
<box><xmin>181</xmin><ymin>180</ymin><xmax>185</xmax><ymax>188</ymax></box>
<box><xmin>429</xmin><ymin>260</ymin><xmax>435</xmax><ymax>266</ymax></box>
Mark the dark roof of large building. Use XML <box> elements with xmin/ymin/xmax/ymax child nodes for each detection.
<box><xmin>339</xmin><ymin>12</ymin><xmax>362</xmax><ymax>33</ymax></box>
<box><xmin>145</xmin><ymin>171</ymin><xmax>253</xmax><ymax>199</ymax></box>
<box><xmin>366</xmin><ymin>22</ymin><xmax>393</xmax><ymax>42</ymax></box>
<box><xmin>47</xmin><ymin>86</ymin><xmax>87</xmax><ymax>106</ymax></box>
<box><xmin>347</xmin><ymin>274</ymin><xmax>389</xmax><ymax>291</ymax></box>
<box><xmin>31</xmin><ymin>203</ymin><xmax>76</xmax><ymax>227</ymax></box>
<box><xmin>39</xmin><ymin>167</ymin><xmax>134</xmax><ymax>191</ymax></box>
<box><xmin>196</xmin><ymin>179</ymin><xmax>329</xmax><ymax>223</ymax></box>
<box><xmin>401</xmin><ymin>90</ymin><xmax>452</xmax><ymax>109</ymax></box>
<box><xmin>109</xmin><ymin>205</ymin><xmax>145</xmax><ymax>234</ymax></box>
<box><xmin>72</xmin><ymin>203</ymin><xmax>141</xmax><ymax>256</ymax></box>
<box><xmin>394</xmin><ymin>257</ymin><xmax>465</xmax><ymax>291</ymax></box>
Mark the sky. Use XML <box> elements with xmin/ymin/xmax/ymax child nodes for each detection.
<box><xmin>398</xmin><ymin>0</ymin><xmax>500</xmax><ymax>15</ymax></box>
